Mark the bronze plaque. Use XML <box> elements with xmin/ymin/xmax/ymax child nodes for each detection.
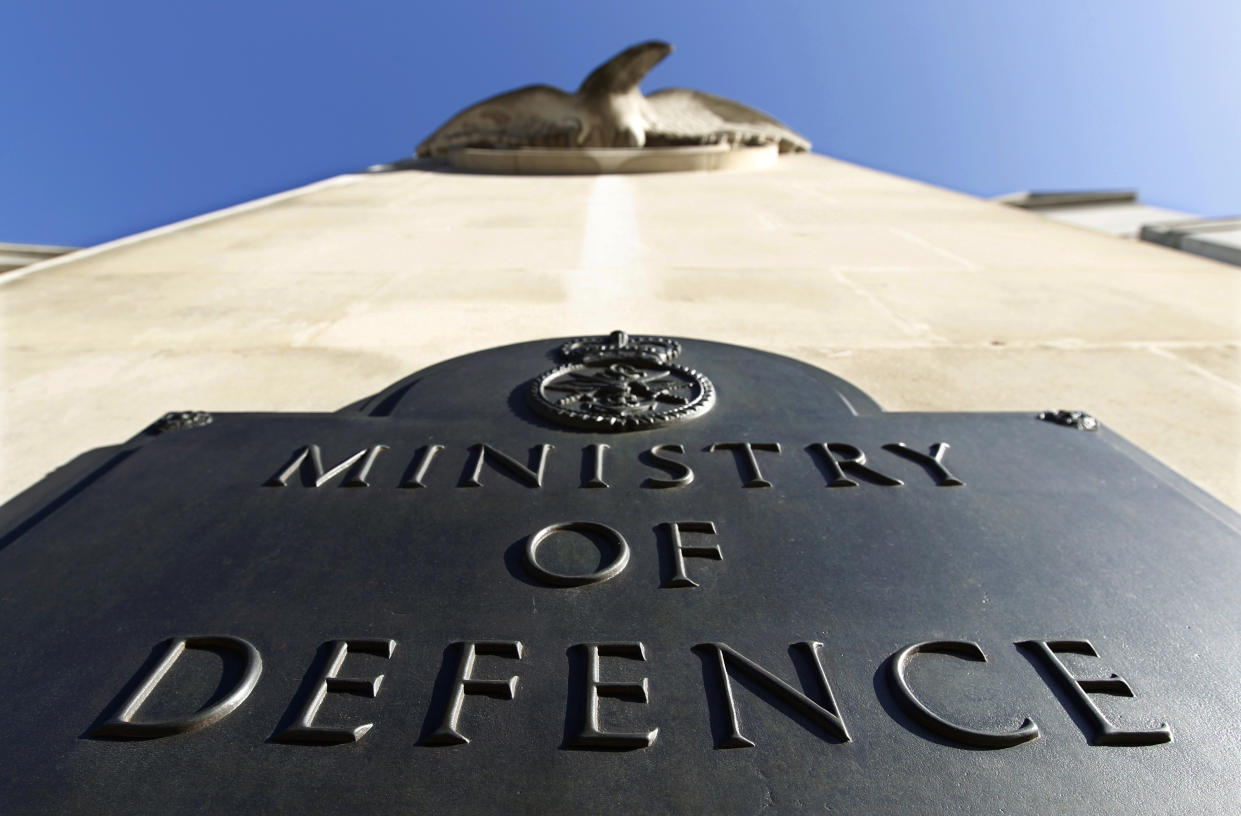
<box><xmin>1</xmin><ymin>336</ymin><xmax>1237</xmax><ymax>814</ymax></box>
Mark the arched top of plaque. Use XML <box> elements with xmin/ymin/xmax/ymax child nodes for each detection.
<box><xmin>343</xmin><ymin>333</ymin><xmax>882</xmax><ymax>431</ymax></box>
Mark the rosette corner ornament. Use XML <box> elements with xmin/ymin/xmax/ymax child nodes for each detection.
<box><xmin>527</xmin><ymin>330</ymin><xmax>715</xmax><ymax>431</ymax></box>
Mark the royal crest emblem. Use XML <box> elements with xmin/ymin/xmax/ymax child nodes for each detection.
<box><xmin>527</xmin><ymin>331</ymin><xmax>715</xmax><ymax>431</ymax></box>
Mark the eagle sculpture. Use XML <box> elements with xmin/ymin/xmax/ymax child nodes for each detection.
<box><xmin>416</xmin><ymin>41</ymin><xmax>809</xmax><ymax>157</ymax></box>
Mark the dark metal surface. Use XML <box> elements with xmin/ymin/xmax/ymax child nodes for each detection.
<box><xmin>2</xmin><ymin>336</ymin><xmax>1240</xmax><ymax>814</ymax></box>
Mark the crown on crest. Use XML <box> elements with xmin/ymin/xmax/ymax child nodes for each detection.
<box><xmin>557</xmin><ymin>330</ymin><xmax>682</xmax><ymax>365</ymax></box>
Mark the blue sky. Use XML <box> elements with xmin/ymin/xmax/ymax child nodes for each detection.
<box><xmin>3</xmin><ymin>0</ymin><xmax>1239</xmax><ymax>246</ymax></box>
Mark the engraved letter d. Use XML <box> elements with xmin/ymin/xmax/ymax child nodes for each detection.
<box><xmin>91</xmin><ymin>636</ymin><xmax>262</xmax><ymax>739</ymax></box>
